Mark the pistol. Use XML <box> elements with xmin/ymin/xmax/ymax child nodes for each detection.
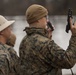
<box><xmin>47</xmin><ymin>21</ymin><xmax>54</xmax><ymax>31</ymax></box>
<box><xmin>66</xmin><ymin>8</ymin><xmax>73</xmax><ymax>33</ymax></box>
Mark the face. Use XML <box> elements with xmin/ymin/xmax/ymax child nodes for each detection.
<box><xmin>1</xmin><ymin>26</ymin><xmax>12</xmax><ymax>40</ymax></box>
<box><xmin>38</xmin><ymin>16</ymin><xmax>47</xmax><ymax>29</ymax></box>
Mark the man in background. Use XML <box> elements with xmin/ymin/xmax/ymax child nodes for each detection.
<box><xmin>0</xmin><ymin>15</ymin><xmax>20</xmax><ymax>75</ymax></box>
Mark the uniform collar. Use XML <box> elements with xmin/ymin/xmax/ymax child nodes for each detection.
<box><xmin>24</xmin><ymin>27</ymin><xmax>48</xmax><ymax>37</ymax></box>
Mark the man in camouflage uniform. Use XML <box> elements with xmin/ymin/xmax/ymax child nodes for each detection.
<box><xmin>0</xmin><ymin>15</ymin><xmax>20</xmax><ymax>75</ymax></box>
<box><xmin>19</xmin><ymin>4</ymin><xmax>76</xmax><ymax>75</ymax></box>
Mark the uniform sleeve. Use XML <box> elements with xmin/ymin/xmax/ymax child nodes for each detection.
<box><xmin>0</xmin><ymin>55</ymin><xmax>9</xmax><ymax>75</ymax></box>
<box><xmin>46</xmin><ymin>35</ymin><xmax>76</xmax><ymax>69</ymax></box>
<box><xmin>14</xmin><ymin>55</ymin><xmax>21</xmax><ymax>75</ymax></box>
<box><xmin>9</xmin><ymin>47</ymin><xmax>21</xmax><ymax>75</ymax></box>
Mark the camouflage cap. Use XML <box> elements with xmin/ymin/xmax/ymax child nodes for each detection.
<box><xmin>26</xmin><ymin>4</ymin><xmax>48</xmax><ymax>24</ymax></box>
<box><xmin>6</xmin><ymin>33</ymin><xmax>16</xmax><ymax>47</ymax></box>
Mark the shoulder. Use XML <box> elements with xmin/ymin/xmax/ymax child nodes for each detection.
<box><xmin>35</xmin><ymin>34</ymin><xmax>49</xmax><ymax>42</ymax></box>
<box><xmin>0</xmin><ymin>44</ymin><xmax>10</xmax><ymax>59</ymax></box>
<box><xmin>20</xmin><ymin>34</ymin><xmax>52</xmax><ymax>45</ymax></box>
<box><xmin>5</xmin><ymin>44</ymin><xmax>16</xmax><ymax>53</ymax></box>
<box><xmin>2</xmin><ymin>44</ymin><xmax>18</xmax><ymax>59</ymax></box>
<box><xmin>0</xmin><ymin>49</ymin><xmax>10</xmax><ymax>68</ymax></box>
<box><xmin>31</xmin><ymin>34</ymin><xmax>51</xmax><ymax>44</ymax></box>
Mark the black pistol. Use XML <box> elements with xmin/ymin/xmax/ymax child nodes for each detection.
<box><xmin>47</xmin><ymin>21</ymin><xmax>54</xmax><ymax>31</ymax></box>
<box><xmin>66</xmin><ymin>8</ymin><xmax>73</xmax><ymax>33</ymax></box>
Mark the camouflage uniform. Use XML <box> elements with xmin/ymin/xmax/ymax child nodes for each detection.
<box><xmin>0</xmin><ymin>42</ymin><xmax>20</xmax><ymax>75</ymax></box>
<box><xmin>19</xmin><ymin>27</ymin><xmax>76</xmax><ymax>75</ymax></box>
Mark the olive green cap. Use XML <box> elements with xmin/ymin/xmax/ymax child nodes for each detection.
<box><xmin>26</xmin><ymin>4</ymin><xmax>48</xmax><ymax>24</ymax></box>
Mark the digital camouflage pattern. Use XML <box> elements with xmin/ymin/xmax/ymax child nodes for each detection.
<box><xmin>19</xmin><ymin>27</ymin><xmax>76</xmax><ymax>75</ymax></box>
<box><xmin>0</xmin><ymin>42</ymin><xmax>20</xmax><ymax>75</ymax></box>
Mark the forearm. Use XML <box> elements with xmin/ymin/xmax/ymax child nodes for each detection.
<box><xmin>65</xmin><ymin>35</ymin><xmax>76</xmax><ymax>65</ymax></box>
<box><xmin>47</xmin><ymin>35</ymin><xmax>76</xmax><ymax>69</ymax></box>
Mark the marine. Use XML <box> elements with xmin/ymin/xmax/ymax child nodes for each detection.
<box><xmin>19</xmin><ymin>4</ymin><xmax>76</xmax><ymax>75</ymax></box>
<box><xmin>0</xmin><ymin>15</ymin><xmax>20</xmax><ymax>75</ymax></box>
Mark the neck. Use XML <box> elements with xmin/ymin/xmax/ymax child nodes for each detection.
<box><xmin>30</xmin><ymin>23</ymin><xmax>43</xmax><ymax>28</ymax></box>
<box><xmin>0</xmin><ymin>35</ymin><xmax>6</xmax><ymax>44</ymax></box>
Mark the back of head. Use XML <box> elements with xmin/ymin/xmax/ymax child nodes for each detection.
<box><xmin>6</xmin><ymin>33</ymin><xmax>16</xmax><ymax>47</ymax></box>
<box><xmin>26</xmin><ymin>4</ymin><xmax>48</xmax><ymax>24</ymax></box>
